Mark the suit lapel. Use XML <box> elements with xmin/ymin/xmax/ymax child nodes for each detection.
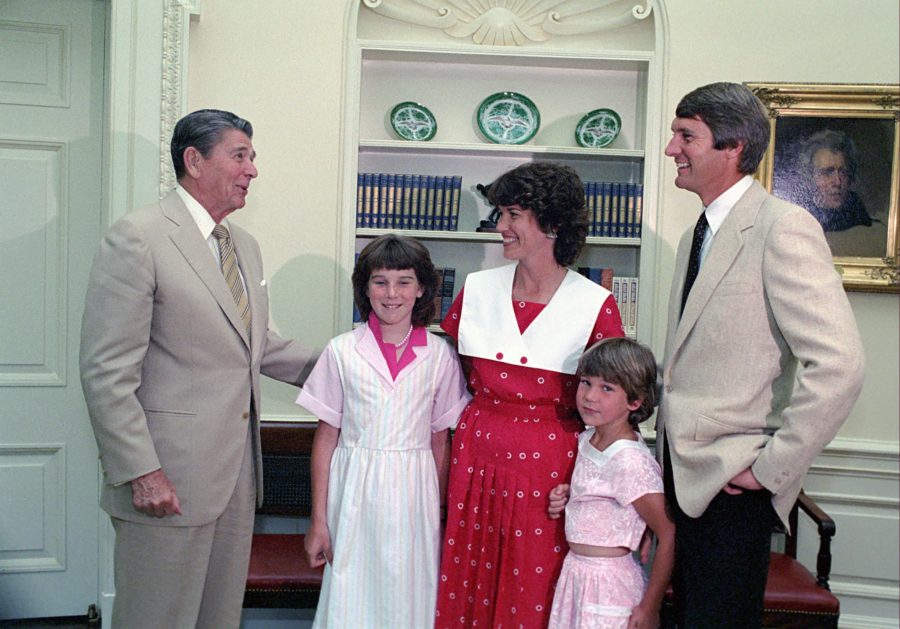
<box><xmin>671</xmin><ymin>181</ymin><xmax>767</xmax><ymax>355</ymax></box>
<box><xmin>161</xmin><ymin>192</ymin><xmax>251</xmax><ymax>349</ymax></box>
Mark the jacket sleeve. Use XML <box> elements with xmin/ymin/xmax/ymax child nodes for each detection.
<box><xmin>751</xmin><ymin>206</ymin><xmax>865</xmax><ymax>493</ymax></box>
<box><xmin>79</xmin><ymin>218</ymin><xmax>162</xmax><ymax>485</ymax></box>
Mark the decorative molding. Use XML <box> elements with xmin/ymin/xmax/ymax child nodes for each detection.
<box><xmin>159</xmin><ymin>0</ymin><xmax>189</xmax><ymax>196</ymax></box>
<box><xmin>840</xmin><ymin>616</ymin><xmax>899</xmax><ymax>629</ymax></box>
<box><xmin>804</xmin><ymin>491</ymin><xmax>898</xmax><ymax>509</ymax></box>
<box><xmin>833</xmin><ymin>581</ymin><xmax>900</xmax><ymax>602</ymax></box>
<box><xmin>361</xmin><ymin>0</ymin><xmax>652</xmax><ymax>46</ymax></box>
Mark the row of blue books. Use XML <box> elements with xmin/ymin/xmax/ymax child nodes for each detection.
<box><xmin>352</xmin><ymin>267</ymin><xmax>456</xmax><ymax>325</ymax></box>
<box><xmin>585</xmin><ymin>181</ymin><xmax>643</xmax><ymax>238</ymax></box>
<box><xmin>357</xmin><ymin>173</ymin><xmax>462</xmax><ymax>231</ymax></box>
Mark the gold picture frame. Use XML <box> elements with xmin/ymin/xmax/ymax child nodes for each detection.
<box><xmin>746</xmin><ymin>82</ymin><xmax>899</xmax><ymax>293</ymax></box>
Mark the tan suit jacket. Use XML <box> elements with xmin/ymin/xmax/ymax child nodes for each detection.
<box><xmin>80</xmin><ymin>191</ymin><xmax>315</xmax><ymax>526</ymax></box>
<box><xmin>656</xmin><ymin>181</ymin><xmax>864</xmax><ymax>527</ymax></box>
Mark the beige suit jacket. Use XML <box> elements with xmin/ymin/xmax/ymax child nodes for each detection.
<box><xmin>656</xmin><ymin>181</ymin><xmax>864</xmax><ymax>527</ymax></box>
<box><xmin>80</xmin><ymin>191</ymin><xmax>315</xmax><ymax>526</ymax></box>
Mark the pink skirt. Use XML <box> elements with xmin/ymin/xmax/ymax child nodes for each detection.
<box><xmin>548</xmin><ymin>551</ymin><xmax>646</xmax><ymax>629</ymax></box>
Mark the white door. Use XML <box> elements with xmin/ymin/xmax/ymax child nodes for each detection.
<box><xmin>0</xmin><ymin>0</ymin><xmax>106</xmax><ymax>619</ymax></box>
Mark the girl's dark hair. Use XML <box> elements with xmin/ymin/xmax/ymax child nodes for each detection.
<box><xmin>578</xmin><ymin>337</ymin><xmax>658</xmax><ymax>429</ymax></box>
<box><xmin>487</xmin><ymin>161</ymin><xmax>588</xmax><ymax>266</ymax></box>
<box><xmin>352</xmin><ymin>234</ymin><xmax>439</xmax><ymax>327</ymax></box>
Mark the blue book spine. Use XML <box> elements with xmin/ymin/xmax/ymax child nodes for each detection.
<box><xmin>599</xmin><ymin>182</ymin><xmax>611</xmax><ymax>237</ymax></box>
<box><xmin>624</xmin><ymin>183</ymin><xmax>635</xmax><ymax>238</ymax></box>
<box><xmin>356</xmin><ymin>172</ymin><xmax>365</xmax><ymax>228</ymax></box>
<box><xmin>609</xmin><ymin>182</ymin><xmax>621</xmax><ymax>238</ymax></box>
<box><xmin>370</xmin><ymin>173</ymin><xmax>382</xmax><ymax>229</ymax></box>
<box><xmin>422</xmin><ymin>175</ymin><xmax>436</xmax><ymax>230</ymax></box>
<box><xmin>440</xmin><ymin>268</ymin><xmax>456</xmax><ymax>320</ymax></box>
<box><xmin>410</xmin><ymin>174</ymin><xmax>422</xmax><ymax>230</ymax></box>
<box><xmin>361</xmin><ymin>173</ymin><xmax>374</xmax><ymax>228</ymax></box>
<box><xmin>435</xmin><ymin>176</ymin><xmax>448</xmax><ymax>231</ymax></box>
<box><xmin>617</xmin><ymin>183</ymin><xmax>628</xmax><ymax>238</ymax></box>
<box><xmin>384</xmin><ymin>173</ymin><xmax>397</xmax><ymax>229</ymax></box>
<box><xmin>585</xmin><ymin>181</ymin><xmax>597</xmax><ymax>236</ymax></box>
<box><xmin>634</xmin><ymin>183</ymin><xmax>644</xmax><ymax>238</ymax></box>
<box><xmin>448</xmin><ymin>175</ymin><xmax>462</xmax><ymax>231</ymax></box>
<box><xmin>399</xmin><ymin>174</ymin><xmax>412</xmax><ymax>230</ymax></box>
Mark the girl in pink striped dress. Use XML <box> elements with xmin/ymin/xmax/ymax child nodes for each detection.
<box><xmin>548</xmin><ymin>338</ymin><xmax>674</xmax><ymax>629</ymax></box>
<box><xmin>297</xmin><ymin>235</ymin><xmax>470</xmax><ymax>628</ymax></box>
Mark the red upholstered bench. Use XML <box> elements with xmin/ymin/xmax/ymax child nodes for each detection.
<box><xmin>661</xmin><ymin>490</ymin><xmax>839</xmax><ymax>628</ymax></box>
<box><xmin>243</xmin><ymin>423</ymin><xmax>324</xmax><ymax>609</ymax></box>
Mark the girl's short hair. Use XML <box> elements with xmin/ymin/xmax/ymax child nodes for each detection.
<box><xmin>351</xmin><ymin>234</ymin><xmax>439</xmax><ymax>327</ymax></box>
<box><xmin>577</xmin><ymin>337</ymin><xmax>658</xmax><ymax>429</ymax></box>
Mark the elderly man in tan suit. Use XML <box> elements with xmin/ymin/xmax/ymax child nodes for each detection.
<box><xmin>656</xmin><ymin>83</ymin><xmax>864</xmax><ymax>628</ymax></box>
<box><xmin>80</xmin><ymin>109</ymin><xmax>314</xmax><ymax>628</ymax></box>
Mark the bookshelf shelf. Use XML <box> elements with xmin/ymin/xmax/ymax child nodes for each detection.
<box><xmin>359</xmin><ymin>139</ymin><xmax>645</xmax><ymax>160</ymax></box>
<box><xmin>356</xmin><ymin>228</ymin><xmax>640</xmax><ymax>247</ymax></box>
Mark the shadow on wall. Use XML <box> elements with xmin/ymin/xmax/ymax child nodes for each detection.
<box><xmin>267</xmin><ymin>253</ymin><xmax>350</xmax><ymax>353</ymax></box>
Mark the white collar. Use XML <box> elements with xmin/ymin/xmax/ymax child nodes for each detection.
<box><xmin>175</xmin><ymin>184</ymin><xmax>229</xmax><ymax>239</ymax></box>
<box><xmin>704</xmin><ymin>175</ymin><xmax>753</xmax><ymax>236</ymax></box>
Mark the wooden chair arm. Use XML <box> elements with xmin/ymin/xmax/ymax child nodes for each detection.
<box><xmin>796</xmin><ymin>490</ymin><xmax>835</xmax><ymax>590</ymax></box>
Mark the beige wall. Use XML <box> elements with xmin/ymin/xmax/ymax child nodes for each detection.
<box><xmin>188</xmin><ymin>0</ymin><xmax>899</xmax><ymax>439</ymax></box>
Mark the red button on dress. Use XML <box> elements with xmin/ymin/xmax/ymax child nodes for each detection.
<box><xmin>520</xmin><ymin>356</ymin><xmax>528</xmax><ymax>364</ymax></box>
<box><xmin>496</xmin><ymin>352</ymin><xmax>504</xmax><ymax>360</ymax></box>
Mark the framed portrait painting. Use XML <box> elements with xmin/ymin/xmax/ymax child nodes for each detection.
<box><xmin>746</xmin><ymin>82</ymin><xmax>899</xmax><ymax>293</ymax></box>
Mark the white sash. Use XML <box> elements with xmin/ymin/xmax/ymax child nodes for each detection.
<box><xmin>457</xmin><ymin>264</ymin><xmax>610</xmax><ymax>374</ymax></box>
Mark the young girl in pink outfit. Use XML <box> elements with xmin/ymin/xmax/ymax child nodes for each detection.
<box><xmin>297</xmin><ymin>235</ymin><xmax>470</xmax><ymax>628</ymax></box>
<box><xmin>548</xmin><ymin>337</ymin><xmax>674</xmax><ymax>629</ymax></box>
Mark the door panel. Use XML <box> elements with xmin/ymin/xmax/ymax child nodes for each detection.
<box><xmin>0</xmin><ymin>0</ymin><xmax>106</xmax><ymax>618</ymax></box>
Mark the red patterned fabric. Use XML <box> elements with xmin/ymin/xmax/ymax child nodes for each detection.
<box><xmin>436</xmin><ymin>290</ymin><xmax>624</xmax><ymax>628</ymax></box>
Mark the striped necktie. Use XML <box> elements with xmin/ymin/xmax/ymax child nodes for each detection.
<box><xmin>212</xmin><ymin>224</ymin><xmax>251</xmax><ymax>335</ymax></box>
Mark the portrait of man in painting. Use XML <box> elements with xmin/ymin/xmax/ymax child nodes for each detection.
<box><xmin>772</xmin><ymin>116</ymin><xmax>894</xmax><ymax>258</ymax></box>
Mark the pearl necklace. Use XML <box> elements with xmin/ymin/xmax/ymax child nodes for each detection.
<box><xmin>386</xmin><ymin>325</ymin><xmax>413</xmax><ymax>347</ymax></box>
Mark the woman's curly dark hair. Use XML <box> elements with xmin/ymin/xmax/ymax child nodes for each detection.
<box><xmin>352</xmin><ymin>234</ymin><xmax>439</xmax><ymax>327</ymax></box>
<box><xmin>487</xmin><ymin>161</ymin><xmax>588</xmax><ymax>266</ymax></box>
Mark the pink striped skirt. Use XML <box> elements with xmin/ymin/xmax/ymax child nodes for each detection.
<box><xmin>548</xmin><ymin>551</ymin><xmax>647</xmax><ymax>629</ymax></box>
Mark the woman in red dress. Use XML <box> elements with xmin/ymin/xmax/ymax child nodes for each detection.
<box><xmin>435</xmin><ymin>162</ymin><xmax>625</xmax><ymax>628</ymax></box>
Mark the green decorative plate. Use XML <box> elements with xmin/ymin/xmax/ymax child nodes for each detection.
<box><xmin>575</xmin><ymin>108</ymin><xmax>622</xmax><ymax>148</ymax></box>
<box><xmin>390</xmin><ymin>101</ymin><xmax>437</xmax><ymax>141</ymax></box>
<box><xmin>476</xmin><ymin>92</ymin><xmax>540</xmax><ymax>145</ymax></box>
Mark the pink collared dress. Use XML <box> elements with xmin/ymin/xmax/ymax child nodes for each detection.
<box><xmin>296</xmin><ymin>320</ymin><xmax>469</xmax><ymax>629</ymax></box>
<box><xmin>548</xmin><ymin>428</ymin><xmax>663</xmax><ymax>629</ymax></box>
<box><xmin>436</xmin><ymin>281</ymin><xmax>624</xmax><ymax>629</ymax></box>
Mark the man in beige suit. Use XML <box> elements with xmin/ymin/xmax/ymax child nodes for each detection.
<box><xmin>80</xmin><ymin>109</ymin><xmax>315</xmax><ymax>628</ymax></box>
<box><xmin>656</xmin><ymin>83</ymin><xmax>864</xmax><ymax>628</ymax></box>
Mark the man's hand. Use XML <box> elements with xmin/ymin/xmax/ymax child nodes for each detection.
<box><xmin>723</xmin><ymin>467</ymin><xmax>764</xmax><ymax>495</ymax></box>
<box><xmin>548</xmin><ymin>483</ymin><xmax>570</xmax><ymax>520</ymax></box>
<box><xmin>131</xmin><ymin>469</ymin><xmax>182</xmax><ymax>517</ymax></box>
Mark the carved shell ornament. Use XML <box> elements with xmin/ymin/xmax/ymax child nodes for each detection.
<box><xmin>361</xmin><ymin>0</ymin><xmax>653</xmax><ymax>46</ymax></box>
